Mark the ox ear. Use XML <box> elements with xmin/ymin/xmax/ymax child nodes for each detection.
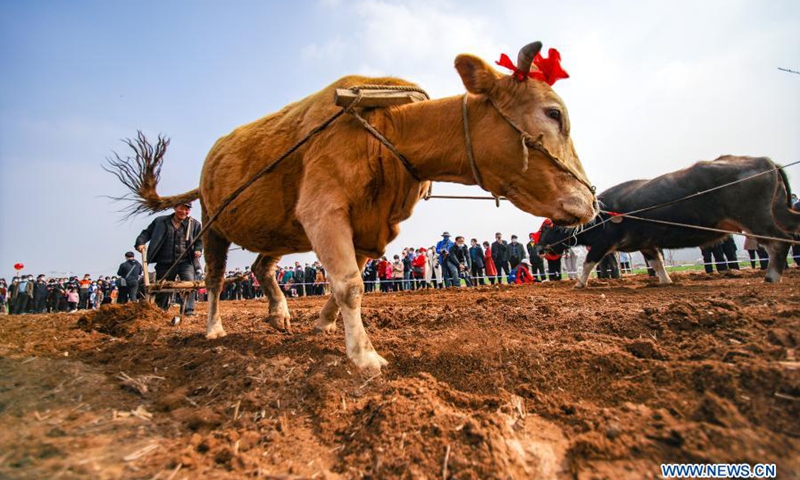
<box><xmin>455</xmin><ymin>54</ymin><xmax>500</xmax><ymax>95</ymax></box>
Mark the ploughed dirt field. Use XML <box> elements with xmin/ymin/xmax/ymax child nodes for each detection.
<box><xmin>1</xmin><ymin>269</ymin><xmax>799</xmax><ymax>479</ymax></box>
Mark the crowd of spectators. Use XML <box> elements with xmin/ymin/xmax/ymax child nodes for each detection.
<box><xmin>3</xmin><ymin>229</ymin><xmax>799</xmax><ymax>314</ymax></box>
<box><xmin>359</xmin><ymin>230</ymin><xmax>577</xmax><ymax>292</ymax></box>
<box><xmin>0</xmin><ymin>274</ymin><xmax>122</xmax><ymax>315</ymax></box>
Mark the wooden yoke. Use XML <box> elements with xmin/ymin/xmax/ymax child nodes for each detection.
<box><xmin>334</xmin><ymin>88</ymin><xmax>428</xmax><ymax>108</ymax></box>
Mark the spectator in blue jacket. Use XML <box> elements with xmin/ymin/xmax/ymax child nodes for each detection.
<box><xmin>469</xmin><ymin>238</ymin><xmax>485</xmax><ymax>285</ymax></box>
<box><xmin>435</xmin><ymin>232</ymin><xmax>455</xmax><ymax>287</ymax></box>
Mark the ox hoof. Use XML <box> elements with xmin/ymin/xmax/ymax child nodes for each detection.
<box><xmin>764</xmin><ymin>274</ymin><xmax>781</xmax><ymax>284</ymax></box>
<box><xmin>314</xmin><ymin>319</ymin><xmax>338</xmax><ymax>334</ymax></box>
<box><xmin>206</xmin><ymin>327</ymin><xmax>227</xmax><ymax>340</ymax></box>
<box><xmin>350</xmin><ymin>350</ymin><xmax>388</xmax><ymax>372</ymax></box>
<box><xmin>267</xmin><ymin>314</ymin><xmax>292</xmax><ymax>334</ymax></box>
<box><xmin>573</xmin><ymin>282</ymin><xmax>586</xmax><ymax>289</ymax></box>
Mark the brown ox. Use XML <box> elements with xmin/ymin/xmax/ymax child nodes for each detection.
<box><xmin>114</xmin><ymin>42</ymin><xmax>597</xmax><ymax>371</ymax></box>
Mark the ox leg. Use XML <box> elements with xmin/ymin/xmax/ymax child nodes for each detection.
<box><xmin>575</xmin><ymin>247</ymin><xmax>609</xmax><ymax>288</ymax></box>
<box><xmin>303</xmin><ymin>221</ymin><xmax>386</xmax><ymax>371</ymax></box>
<box><xmin>252</xmin><ymin>255</ymin><xmax>292</xmax><ymax>333</ymax></box>
<box><xmin>314</xmin><ymin>296</ymin><xmax>340</xmax><ymax>334</ymax></box>
<box><xmin>315</xmin><ymin>255</ymin><xmax>368</xmax><ymax>334</ymax></box>
<box><xmin>204</xmin><ymin>228</ymin><xmax>231</xmax><ymax>339</ymax></box>
<box><xmin>763</xmin><ymin>239</ymin><xmax>790</xmax><ymax>283</ymax></box>
<box><xmin>575</xmin><ymin>260</ymin><xmax>598</xmax><ymax>288</ymax></box>
<box><xmin>643</xmin><ymin>249</ymin><xmax>672</xmax><ymax>284</ymax></box>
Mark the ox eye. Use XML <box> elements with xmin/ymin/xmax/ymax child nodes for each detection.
<box><xmin>546</xmin><ymin>108</ymin><xmax>562</xmax><ymax>123</ymax></box>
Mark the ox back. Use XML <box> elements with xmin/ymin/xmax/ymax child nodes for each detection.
<box><xmin>540</xmin><ymin>155</ymin><xmax>800</xmax><ymax>286</ymax></box>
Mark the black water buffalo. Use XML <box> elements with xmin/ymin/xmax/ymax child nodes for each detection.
<box><xmin>539</xmin><ymin>155</ymin><xmax>800</xmax><ymax>287</ymax></box>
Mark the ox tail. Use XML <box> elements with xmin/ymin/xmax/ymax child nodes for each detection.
<box><xmin>772</xmin><ymin>161</ymin><xmax>800</xmax><ymax>233</ymax></box>
<box><xmin>104</xmin><ymin>131</ymin><xmax>200</xmax><ymax>217</ymax></box>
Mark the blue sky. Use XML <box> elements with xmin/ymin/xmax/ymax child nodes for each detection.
<box><xmin>1</xmin><ymin>0</ymin><xmax>799</xmax><ymax>277</ymax></box>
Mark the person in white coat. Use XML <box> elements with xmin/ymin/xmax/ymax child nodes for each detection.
<box><xmin>429</xmin><ymin>247</ymin><xmax>443</xmax><ymax>288</ymax></box>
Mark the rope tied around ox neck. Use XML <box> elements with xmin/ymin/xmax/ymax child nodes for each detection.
<box><xmin>486</xmin><ymin>97</ymin><xmax>596</xmax><ymax>196</ymax></box>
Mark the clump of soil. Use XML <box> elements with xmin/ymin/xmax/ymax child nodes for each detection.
<box><xmin>76</xmin><ymin>301</ymin><xmax>169</xmax><ymax>337</ymax></box>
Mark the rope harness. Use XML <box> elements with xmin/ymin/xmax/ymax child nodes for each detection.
<box><xmin>156</xmin><ymin>84</ymin><xmax>429</xmax><ymax>285</ymax></box>
<box><xmin>460</xmin><ymin>94</ymin><xmax>597</xmax><ymax>207</ymax></box>
<box><xmin>345</xmin><ymin>85</ymin><xmax>429</xmax><ymax>182</ymax></box>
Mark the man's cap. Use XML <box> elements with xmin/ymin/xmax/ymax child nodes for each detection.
<box><xmin>125</xmin><ymin>251</ymin><xmax>135</xmax><ymax>258</ymax></box>
<box><xmin>511</xmin><ymin>234</ymin><xmax>518</xmax><ymax>239</ymax></box>
<box><xmin>441</xmin><ymin>231</ymin><xmax>451</xmax><ymax>237</ymax></box>
<box><xmin>183</xmin><ymin>201</ymin><xmax>193</xmax><ymax>208</ymax></box>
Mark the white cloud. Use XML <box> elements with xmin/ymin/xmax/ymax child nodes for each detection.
<box><xmin>301</xmin><ymin>36</ymin><xmax>347</xmax><ymax>61</ymax></box>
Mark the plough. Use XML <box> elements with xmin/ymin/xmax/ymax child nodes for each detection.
<box><xmin>139</xmin><ymin>247</ymin><xmax>242</xmax><ymax>324</ymax></box>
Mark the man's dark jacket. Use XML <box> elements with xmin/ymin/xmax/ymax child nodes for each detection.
<box><xmin>491</xmin><ymin>240</ymin><xmax>509</xmax><ymax>265</ymax></box>
<box><xmin>305</xmin><ymin>266</ymin><xmax>316</xmax><ymax>282</ymax></box>
<box><xmin>135</xmin><ymin>214</ymin><xmax>202</xmax><ymax>264</ymax></box>
<box><xmin>117</xmin><ymin>259</ymin><xmax>144</xmax><ymax>282</ymax></box>
<box><xmin>508</xmin><ymin>242</ymin><xmax>526</xmax><ymax>264</ymax></box>
<box><xmin>33</xmin><ymin>281</ymin><xmax>49</xmax><ymax>301</ymax></box>
<box><xmin>526</xmin><ymin>241</ymin><xmax>545</xmax><ymax>266</ymax></box>
<box><xmin>448</xmin><ymin>244</ymin><xmax>472</xmax><ymax>269</ymax></box>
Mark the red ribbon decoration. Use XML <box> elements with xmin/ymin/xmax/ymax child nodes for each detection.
<box><xmin>13</xmin><ymin>263</ymin><xmax>24</xmax><ymax>271</ymax></box>
<box><xmin>495</xmin><ymin>48</ymin><xmax>569</xmax><ymax>86</ymax></box>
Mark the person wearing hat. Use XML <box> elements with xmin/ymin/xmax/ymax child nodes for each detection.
<box><xmin>117</xmin><ymin>251</ymin><xmax>144</xmax><ymax>304</ymax></box>
<box><xmin>135</xmin><ymin>202</ymin><xmax>203</xmax><ymax>314</ymax></box>
<box><xmin>435</xmin><ymin>232</ymin><xmax>455</xmax><ymax>287</ymax></box>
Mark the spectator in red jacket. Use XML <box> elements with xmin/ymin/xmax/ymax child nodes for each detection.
<box><xmin>412</xmin><ymin>248</ymin><xmax>428</xmax><ymax>288</ymax></box>
<box><xmin>483</xmin><ymin>241</ymin><xmax>497</xmax><ymax>284</ymax></box>
<box><xmin>515</xmin><ymin>259</ymin><xmax>535</xmax><ymax>284</ymax></box>
<box><xmin>377</xmin><ymin>256</ymin><xmax>392</xmax><ymax>292</ymax></box>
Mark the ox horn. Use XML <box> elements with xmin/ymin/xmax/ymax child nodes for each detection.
<box><xmin>516</xmin><ymin>41</ymin><xmax>543</xmax><ymax>76</ymax></box>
